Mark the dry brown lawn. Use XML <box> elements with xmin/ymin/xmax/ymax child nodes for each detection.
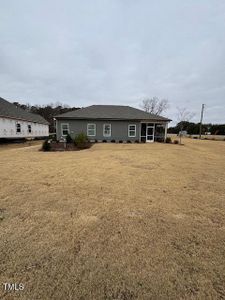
<box><xmin>0</xmin><ymin>140</ymin><xmax>44</xmax><ymax>152</ymax></box>
<box><xmin>0</xmin><ymin>139</ymin><xmax>225</xmax><ymax>299</ymax></box>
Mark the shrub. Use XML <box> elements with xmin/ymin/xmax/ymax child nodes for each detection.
<box><xmin>119</xmin><ymin>140</ymin><xmax>123</xmax><ymax>143</ymax></box>
<box><xmin>95</xmin><ymin>139</ymin><xmax>98</xmax><ymax>143</ymax></box>
<box><xmin>135</xmin><ymin>140</ymin><xmax>139</xmax><ymax>143</ymax></box>
<box><xmin>111</xmin><ymin>140</ymin><xmax>115</xmax><ymax>143</ymax></box>
<box><xmin>127</xmin><ymin>140</ymin><xmax>132</xmax><ymax>143</ymax></box>
<box><xmin>66</xmin><ymin>134</ymin><xmax>73</xmax><ymax>143</ymax></box>
<box><xmin>103</xmin><ymin>140</ymin><xmax>107</xmax><ymax>143</ymax></box>
<box><xmin>165</xmin><ymin>137</ymin><xmax>172</xmax><ymax>143</ymax></box>
<box><xmin>174</xmin><ymin>140</ymin><xmax>179</xmax><ymax>144</ymax></box>
<box><xmin>74</xmin><ymin>133</ymin><xmax>88</xmax><ymax>149</ymax></box>
<box><xmin>49</xmin><ymin>133</ymin><xmax>57</xmax><ymax>141</ymax></box>
<box><xmin>42</xmin><ymin>139</ymin><xmax>51</xmax><ymax>151</ymax></box>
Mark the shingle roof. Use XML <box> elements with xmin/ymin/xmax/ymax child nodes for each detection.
<box><xmin>55</xmin><ymin>105</ymin><xmax>171</xmax><ymax>122</ymax></box>
<box><xmin>0</xmin><ymin>97</ymin><xmax>49</xmax><ymax>125</ymax></box>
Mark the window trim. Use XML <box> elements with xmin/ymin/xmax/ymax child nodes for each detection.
<box><xmin>87</xmin><ymin>123</ymin><xmax>96</xmax><ymax>137</ymax></box>
<box><xmin>61</xmin><ymin>123</ymin><xmax>70</xmax><ymax>136</ymax></box>
<box><xmin>103</xmin><ymin>123</ymin><xmax>111</xmax><ymax>137</ymax></box>
<box><xmin>128</xmin><ymin>124</ymin><xmax>136</xmax><ymax>137</ymax></box>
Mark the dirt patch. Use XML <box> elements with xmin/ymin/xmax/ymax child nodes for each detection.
<box><xmin>44</xmin><ymin>141</ymin><xmax>93</xmax><ymax>151</ymax></box>
<box><xmin>0</xmin><ymin>140</ymin><xmax>43</xmax><ymax>151</ymax></box>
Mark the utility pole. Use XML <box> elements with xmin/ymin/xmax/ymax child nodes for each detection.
<box><xmin>199</xmin><ymin>104</ymin><xmax>205</xmax><ymax>139</ymax></box>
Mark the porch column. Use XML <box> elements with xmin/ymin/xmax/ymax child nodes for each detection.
<box><xmin>139</xmin><ymin>122</ymin><xmax>141</xmax><ymax>142</ymax></box>
<box><xmin>54</xmin><ymin>118</ymin><xmax>57</xmax><ymax>138</ymax></box>
<box><xmin>164</xmin><ymin>123</ymin><xmax>168</xmax><ymax>142</ymax></box>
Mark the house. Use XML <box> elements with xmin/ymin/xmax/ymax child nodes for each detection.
<box><xmin>179</xmin><ymin>130</ymin><xmax>188</xmax><ymax>136</ymax></box>
<box><xmin>0</xmin><ymin>97</ymin><xmax>49</xmax><ymax>139</ymax></box>
<box><xmin>55</xmin><ymin>105</ymin><xmax>171</xmax><ymax>143</ymax></box>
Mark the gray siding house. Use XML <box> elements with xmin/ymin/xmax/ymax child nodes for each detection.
<box><xmin>55</xmin><ymin>105</ymin><xmax>171</xmax><ymax>143</ymax></box>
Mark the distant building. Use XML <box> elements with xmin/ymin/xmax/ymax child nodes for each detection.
<box><xmin>0</xmin><ymin>97</ymin><xmax>49</xmax><ymax>139</ymax></box>
<box><xmin>179</xmin><ymin>130</ymin><xmax>188</xmax><ymax>136</ymax></box>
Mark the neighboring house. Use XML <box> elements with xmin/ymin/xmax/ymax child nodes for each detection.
<box><xmin>55</xmin><ymin>105</ymin><xmax>171</xmax><ymax>142</ymax></box>
<box><xmin>179</xmin><ymin>130</ymin><xmax>188</xmax><ymax>136</ymax></box>
<box><xmin>0</xmin><ymin>97</ymin><xmax>49</xmax><ymax>139</ymax></box>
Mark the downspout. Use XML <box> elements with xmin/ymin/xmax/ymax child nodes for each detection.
<box><xmin>164</xmin><ymin>123</ymin><xmax>168</xmax><ymax>142</ymax></box>
<box><xmin>54</xmin><ymin>118</ymin><xmax>57</xmax><ymax>139</ymax></box>
<box><xmin>139</xmin><ymin>122</ymin><xmax>141</xmax><ymax>142</ymax></box>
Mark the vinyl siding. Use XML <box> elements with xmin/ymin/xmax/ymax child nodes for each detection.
<box><xmin>56</xmin><ymin>119</ymin><xmax>140</xmax><ymax>141</ymax></box>
<box><xmin>0</xmin><ymin>117</ymin><xmax>49</xmax><ymax>138</ymax></box>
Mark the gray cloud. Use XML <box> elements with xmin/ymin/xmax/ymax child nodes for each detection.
<box><xmin>0</xmin><ymin>0</ymin><xmax>225</xmax><ymax>124</ymax></box>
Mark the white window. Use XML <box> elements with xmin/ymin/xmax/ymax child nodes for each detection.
<box><xmin>16</xmin><ymin>123</ymin><xmax>21</xmax><ymax>133</ymax></box>
<box><xmin>103</xmin><ymin>124</ymin><xmax>111</xmax><ymax>137</ymax></box>
<box><xmin>87</xmin><ymin>123</ymin><xmax>96</xmax><ymax>136</ymax></box>
<box><xmin>61</xmin><ymin>123</ymin><xmax>69</xmax><ymax>136</ymax></box>
<box><xmin>128</xmin><ymin>124</ymin><xmax>136</xmax><ymax>137</ymax></box>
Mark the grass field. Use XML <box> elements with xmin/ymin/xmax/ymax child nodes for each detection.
<box><xmin>0</xmin><ymin>139</ymin><xmax>225</xmax><ymax>299</ymax></box>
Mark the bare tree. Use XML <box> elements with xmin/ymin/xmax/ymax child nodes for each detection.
<box><xmin>176</xmin><ymin>107</ymin><xmax>195</xmax><ymax>144</ymax></box>
<box><xmin>140</xmin><ymin>97</ymin><xmax>169</xmax><ymax>115</ymax></box>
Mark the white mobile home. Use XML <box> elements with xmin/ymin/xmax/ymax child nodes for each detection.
<box><xmin>0</xmin><ymin>97</ymin><xmax>49</xmax><ymax>139</ymax></box>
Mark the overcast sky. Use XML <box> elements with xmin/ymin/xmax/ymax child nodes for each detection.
<box><xmin>0</xmin><ymin>0</ymin><xmax>225</xmax><ymax>124</ymax></box>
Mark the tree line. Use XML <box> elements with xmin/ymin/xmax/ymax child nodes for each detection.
<box><xmin>13</xmin><ymin>97</ymin><xmax>224</xmax><ymax>135</ymax></box>
<box><xmin>13</xmin><ymin>102</ymin><xmax>80</xmax><ymax>132</ymax></box>
<box><xmin>140</xmin><ymin>98</ymin><xmax>225</xmax><ymax>136</ymax></box>
<box><xmin>168</xmin><ymin>121</ymin><xmax>225</xmax><ymax>135</ymax></box>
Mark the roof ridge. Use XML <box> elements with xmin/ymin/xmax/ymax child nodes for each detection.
<box><xmin>55</xmin><ymin>104</ymin><xmax>171</xmax><ymax>121</ymax></box>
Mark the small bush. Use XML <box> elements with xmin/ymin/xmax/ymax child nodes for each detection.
<box><xmin>165</xmin><ymin>137</ymin><xmax>172</xmax><ymax>143</ymax></box>
<box><xmin>103</xmin><ymin>140</ymin><xmax>107</xmax><ymax>143</ymax></box>
<box><xmin>127</xmin><ymin>140</ymin><xmax>132</xmax><ymax>143</ymax></box>
<box><xmin>74</xmin><ymin>133</ymin><xmax>88</xmax><ymax>149</ymax></box>
<box><xmin>119</xmin><ymin>140</ymin><xmax>123</xmax><ymax>143</ymax></box>
<box><xmin>174</xmin><ymin>140</ymin><xmax>179</xmax><ymax>144</ymax></box>
<box><xmin>66</xmin><ymin>134</ymin><xmax>73</xmax><ymax>143</ymax></box>
<box><xmin>135</xmin><ymin>140</ymin><xmax>139</xmax><ymax>143</ymax></box>
<box><xmin>42</xmin><ymin>139</ymin><xmax>51</xmax><ymax>151</ymax></box>
<box><xmin>95</xmin><ymin>139</ymin><xmax>98</xmax><ymax>143</ymax></box>
<box><xmin>155</xmin><ymin>137</ymin><xmax>164</xmax><ymax>143</ymax></box>
<box><xmin>111</xmin><ymin>140</ymin><xmax>115</xmax><ymax>143</ymax></box>
<box><xmin>49</xmin><ymin>133</ymin><xmax>57</xmax><ymax>141</ymax></box>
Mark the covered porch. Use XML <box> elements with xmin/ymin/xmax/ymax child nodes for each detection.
<box><xmin>140</xmin><ymin>122</ymin><xmax>168</xmax><ymax>143</ymax></box>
